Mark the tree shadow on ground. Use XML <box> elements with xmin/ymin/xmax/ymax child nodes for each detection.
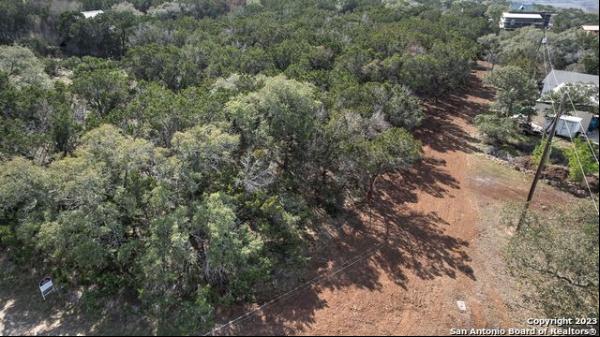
<box><xmin>376</xmin><ymin>157</ymin><xmax>460</xmax><ymax>204</ymax></box>
<box><xmin>213</xmin><ymin>68</ymin><xmax>489</xmax><ymax>336</ymax></box>
<box><xmin>1</xmin><ymin>66</ymin><xmax>493</xmax><ymax>337</ymax></box>
<box><xmin>214</xmin><ymin>204</ymin><xmax>474</xmax><ymax>336</ymax></box>
<box><xmin>414</xmin><ymin>70</ymin><xmax>494</xmax><ymax>155</ymax></box>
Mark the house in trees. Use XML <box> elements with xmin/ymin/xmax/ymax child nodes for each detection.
<box><xmin>534</xmin><ymin>70</ymin><xmax>599</xmax><ymax>142</ymax></box>
<box><xmin>500</xmin><ymin>12</ymin><xmax>547</xmax><ymax>29</ymax></box>
<box><xmin>500</xmin><ymin>3</ymin><xmax>553</xmax><ymax>30</ymax></box>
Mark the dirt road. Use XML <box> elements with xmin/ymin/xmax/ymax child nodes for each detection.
<box><xmin>1</xmin><ymin>63</ymin><xmax>576</xmax><ymax>336</ymax></box>
<box><xmin>213</xmin><ymin>62</ymin><xmax>576</xmax><ymax>336</ymax></box>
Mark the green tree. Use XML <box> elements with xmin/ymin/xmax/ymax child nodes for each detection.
<box><xmin>496</xmin><ymin>27</ymin><xmax>543</xmax><ymax>61</ymax></box>
<box><xmin>474</xmin><ymin>113</ymin><xmax>518</xmax><ymax>145</ymax></box>
<box><xmin>344</xmin><ymin>127</ymin><xmax>421</xmax><ymax>202</ymax></box>
<box><xmin>0</xmin><ymin>157</ymin><xmax>49</xmax><ymax>258</ymax></box>
<box><xmin>192</xmin><ymin>192</ymin><xmax>269</xmax><ymax>300</ymax></box>
<box><xmin>551</xmin><ymin>8</ymin><xmax>599</xmax><ymax>33</ymax></box>
<box><xmin>0</xmin><ymin>1</ymin><xmax>41</xmax><ymax>44</ymax></box>
<box><xmin>478</xmin><ymin>33</ymin><xmax>502</xmax><ymax>71</ymax></box>
<box><xmin>138</xmin><ymin>206</ymin><xmax>212</xmax><ymax>335</ymax></box>
<box><xmin>1</xmin><ymin>72</ymin><xmax>77</xmax><ymax>160</ymax></box>
<box><xmin>60</xmin><ymin>11</ymin><xmax>138</xmax><ymax>58</ymax></box>
<box><xmin>239</xmin><ymin>46</ymin><xmax>275</xmax><ymax>75</ymax></box>
<box><xmin>72</xmin><ymin>68</ymin><xmax>130</xmax><ymax>117</ymax></box>
<box><xmin>225</xmin><ymin>75</ymin><xmax>322</xmax><ymax>179</ymax></box>
<box><xmin>125</xmin><ymin>44</ymin><xmax>191</xmax><ymax>90</ymax></box>
<box><xmin>0</xmin><ymin>46</ymin><xmax>51</xmax><ymax>88</ymax></box>
<box><xmin>485</xmin><ymin>65</ymin><xmax>538</xmax><ymax>117</ymax></box>
<box><xmin>111</xmin><ymin>82</ymin><xmax>190</xmax><ymax>146</ymax></box>
<box><xmin>331</xmin><ymin>82</ymin><xmax>424</xmax><ymax>130</ymax></box>
<box><xmin>485</xmin><ymin>1</ymin><xmax>510</xmax><ymax>27</ymax></box>
<box><xmin>383</xmin><ymin>85</ymin><xmax>424</xmax><ymax>130</ymax></box>
<box><xmin>531</xmin><ymin>139</ymin><xmax>566</xmax><ymax>166</ymax></box>
<box><xmin>581</xmin><ymin>47</ymin><xmax>599</xmax><ymax>75</ymax></box>
<box><xmin>171</xmin><ymin>124</ymin><xmax>240</xmax><ymax>195</ymax></box>
<box><xmin>400</xmin><ymin>41</ymin><xmax>474</xmax><ymax>98</ymax></box>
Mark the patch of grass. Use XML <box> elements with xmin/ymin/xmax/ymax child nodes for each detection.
<box><xmin>473</xmin><ymin>153</ymin><xmax>529</xmax><ymax>181</ymax></box>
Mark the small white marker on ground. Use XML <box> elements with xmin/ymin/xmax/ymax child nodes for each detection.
<box><xmin>456</xmin><ymin>300</ymin><xmax>467</xmax><ymax>312</ymax></box>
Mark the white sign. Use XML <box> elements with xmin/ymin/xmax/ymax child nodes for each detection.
<box><xmin>39</xmin><ymin>277</ymin><xmax>54</xmax><ymax>300</ymax></box>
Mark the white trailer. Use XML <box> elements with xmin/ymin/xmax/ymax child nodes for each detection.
<box><xmin>544</xmin><ymin>115</ymin><xmax>585</xmax><ymax>138</ymax></box>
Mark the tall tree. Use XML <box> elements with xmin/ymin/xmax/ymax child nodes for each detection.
<box><xmin>72</xmin><ymin>68</ymin><xmax>130</xmax><ymax>117</ymax></box>
<box><xmin>342</xmin><ymin>127</ymin><xmax>421</xmax><ymax>202</ymax></box>
<box><xmin>485</xmin><ymin>65</ymin><xmax>538</xmax><ymax>117</ymax></box>
<box><xmin>0</xmin><ymin>46</ymin><xmax>51</xmax><ymax>88</ymax></box>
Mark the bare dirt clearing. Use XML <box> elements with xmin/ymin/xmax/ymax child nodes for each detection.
<box><xmin>212</xmin><ymin>63</ymin><xmax>578</xmax><ymax>336</ymax></box>
<box><xmin>0</xmin><ymin>63</ymin><xmax>578</xmax><ymax>336</ymax></box>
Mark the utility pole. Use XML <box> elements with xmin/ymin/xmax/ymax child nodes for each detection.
<box><xmin>518</xmin><ymin>93</ymin><xmax>567</xmax><ymax>231</ymax></box>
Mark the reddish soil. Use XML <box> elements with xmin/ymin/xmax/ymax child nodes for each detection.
<box><xmin>211</xmin><ymin>62</ymin><xmax>576</xmax><ymax>336</ymax></box>
<box><xmin>1</xmin><ymin>63</ymin><xmax>578</xmax><ymax>336</ymax></box>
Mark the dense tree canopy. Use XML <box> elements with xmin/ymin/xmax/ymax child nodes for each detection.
<box><xmin>482</xmin><ymin>26</ymin><xmax>600</xmax><ymax>77</ymax></box>
<box><xmin>1</xmin><ymin>0</ymin><xmax>597</xmax><ymax>334</ymax></box>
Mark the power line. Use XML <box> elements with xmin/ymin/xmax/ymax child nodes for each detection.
<box><xmin>540</xmin><ymin>35</ymin><xmax>599</xmax><ymax>215</ymax></box>
<box><xmin>546</xmin><ymin>70</ymin><xmax>600</xmax><ymax>165</ymax></box>
<box><xmin>207</xmin><ymin>29</ymin><xmax>599</xmax><ymax>336</ymax></box>
<box><xmin>518</xmin><ymin>93</ymin><xmax>565</xmax><ymax>231</ymax></box>
<box><xmin>542</xmin><ymin>30</ymin><xmax>599</xmax><ymax>165</ymax></box>
<box><xmin>540</xmin><ymin>78</ymin><xmax>599</xmax><ymax>215</ymax></box>
<box><xmin>204</xmin><ymin>241</ymin><xmax>385</xmax><ymax>336</ymax></box>
<box><xmin>526</xmin><ymin>93</ymin><xmax>566</xmax><ymax>204</ymax></box>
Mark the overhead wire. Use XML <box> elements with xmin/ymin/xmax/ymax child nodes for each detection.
<box><xmin>205</xmin><ymin>24</ymin><xmax>600</xmax><ymax>337</ymax></box>
<box><xmin>540</xmin><ymin>30</ymin><xmax>599</xmax><ymax>215</ymax></box>
<box><xmin>542</xmin><ymin>30</ymin><xmax>599</xmax><ymax>165</ymax></box>
<box><xmin>203</xmin><ymin>241</ymin><xmax>386</xmax><ymax>336</ymax></box>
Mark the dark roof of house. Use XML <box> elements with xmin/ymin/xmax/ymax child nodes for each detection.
<box><xmin>542</xmin><ymin>70</ymin><xmax>599</xmax><ymax>94</ymax></box>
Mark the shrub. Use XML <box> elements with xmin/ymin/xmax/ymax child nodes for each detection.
<box><xmin>565</xmin><ymin>138</ymin><xmax>599</xmax><ymax>182</ymax></box>
<box><xmin>506</xmin><ymin>204</ymin><xmax>599</xmax><ymax>325</ymax></box>
<box><xmin>531</xmin><ymin>140</ymin><xmax>567</xmax><ymax>166</ymax></box>
<box><xmin>475</xmin><ymin>113</ymin><xmax>518</xmax><ymax>145</ymax></box>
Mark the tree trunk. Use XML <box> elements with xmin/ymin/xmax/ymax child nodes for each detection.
<box><xmin>366</xmin><ymin>174</ymin><xmax>378</xmax><ymax>205</ymax></box>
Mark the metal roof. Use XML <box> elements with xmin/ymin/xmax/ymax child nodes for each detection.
<box><xmin>582</xmin><ymin>25</ymin><xmax>599</xmax><ymax>31</ymax></box>
<box><xmin>81</xmin><ymin>10</ymin><xmax>104</xmax><ymax>19</ymax></box>
<box><xmin>561</xmin><ymin>115</ymin><xmax>583</xmax><ymax>123</ymax></box>
<box><xmin>502</xmin><ymin>12</ymin><xmax>543</xmax><ymax>19</ymax></box>
<box><xmin>542</xmin><ymin>70</ymin><xmax>599</xmax><ymax>94</ymax></box>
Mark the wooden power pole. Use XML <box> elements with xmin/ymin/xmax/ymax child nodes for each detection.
<box><xmin>527</xmin><ymin>93</ymin><xmax>567</xmax><ymax>202</ymax></box>
<box><xmin>518</xmin><ymin>93</ymin><xmax>567</xmax><ymax>231</ymax></box>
